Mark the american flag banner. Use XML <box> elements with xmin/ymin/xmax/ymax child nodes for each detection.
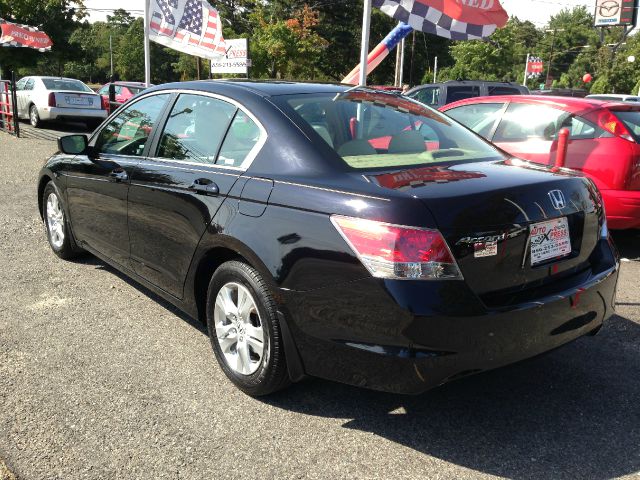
<box><xmin>148</xmin><ymin>0</ymin><xmax>226</xmax><ymax>60</ymax></box>
<box><xmin>372</xmin><ymin>0</ymin><xmax>508</xmax><ymax>41</ymax></box>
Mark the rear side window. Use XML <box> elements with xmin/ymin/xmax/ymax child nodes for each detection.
<box><xmin>487</xmin><ymin>86</ymin><xmax>522</xmax><ymax>96</ymax></box>
<box><xmin>157</xmin><ymin>94</ymin><xmax>236</xmax><ymax>164</ymax></box>
<box><xmin>24</xmin><ymin>79</ymin><xmax>35</xmax><ymax>91</ymax></box>
<box><xmin>445</xmin><ymin>86</ymin><xmax>480</xmax><ymax>104</ymax></box>
<box><xmin>410</xmin><ymin>87</ymin><xmax>440</xmax><ymax>106</ymax></box>
<box><xmin>217</xmin><ymin>110</ymin><xmax>262</xmax><ymax>167</ymax></box>
<box><xmin>566</xmin><ymin>116</ymin><xmax>597</xmax><ymax>140</ymax></box>
<box><xmin>446</xmin><ymin>103</ymin><xmax>505</xmax><ymax>139</ymax></box>
<box><xmin>493</xmin><ymin>103</ymin><xmax>569</xmax><ymax>143</ymax></box>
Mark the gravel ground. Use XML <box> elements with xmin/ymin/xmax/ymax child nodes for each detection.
<box><xmin>1</xmin><ymin>133</ymin><xmax>639</xmax><ymax>480</ymax></box>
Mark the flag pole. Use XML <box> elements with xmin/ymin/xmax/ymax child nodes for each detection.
<box><xmin>523</xmin><ymin>53</ymin><xmax>530</xmax><ymax>86</ymax></box>
<box><xmin>143</xmin><ymin>0</ymin><xmax>152</xmax><ymax>86</ymax></box>
<box><xmin>358</xmin><ymin>0</ymin><xmax>372</xmax><ymax>87</ymax></box>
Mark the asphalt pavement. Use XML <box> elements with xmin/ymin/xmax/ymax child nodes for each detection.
<box><xmin>1</xmin><ymin>131</ymin><xmax>639</xmax><ymax>480</ymax></box>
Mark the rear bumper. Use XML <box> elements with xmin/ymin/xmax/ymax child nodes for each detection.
<box><xmin>37</xmin><ymin>106</ymin><xmax>107</xmax><ymax>122</ymax></box>
<box><xmin>602</xmin><ymin>189</ymin><xmax>640</xmax><ymax>230</ymax></box>
<box><xmin>282</xmin><ymin>239</ymin><xmax>619</xmax><ymax>394</ymax></box>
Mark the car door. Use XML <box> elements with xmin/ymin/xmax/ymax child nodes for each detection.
<box><xmin>127</xmin><ymin>92</ymin><xmax>266</xmax><ymax>298</ymax></box>
<box><xmin>64</xmin><ymin>93</ymin><xmax>171</xmax><ymax>268</ymax></box>
<box><xmin>491</xmin><ymin>102</ymin><xmax>570</xmax><ymax>165</ymax></box>
<box><xmin>15</xmin><ymin>77</ymin><xmax>33</xmax><ymax>117</ymax></box>
<box><xmin>444</xmin><ymin>102</ymin><xmax>506</xmax><ymax>139</ymax></box>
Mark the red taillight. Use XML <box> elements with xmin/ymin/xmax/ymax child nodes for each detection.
<box><xmin>48</xmin><ymin>92</ymin><xmax>56</xmax><ymax>107</ymax></box>
<box><xmin>595</xmin><ymin>109</ymin><xmax>634</xmax><ymax>141</ymax></box>
<box><xmin>331</xmin><ymin>215</ymin><xmax>462</xmax><ymax>280</ymax></box>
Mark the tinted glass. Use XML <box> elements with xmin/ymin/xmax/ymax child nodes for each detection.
<box><xmin>410</xmin><ymin>87</ymin><xmax>440</xmax><ymax>106</ymax></box>
<box><xmin>566</xmin><ymin>116</ymin><xmax>597</xmax><ymax>140</ymax></box>
<box><xmin>446</xmin><ymin>103</ymin><xmax>505</xmax><ymax>139</ymax></box>
<box><xmin>41</xmin><ymin>78</ymin><xmax>92</xmax><ymax>92</ymax></box>
<box><xmin>493</xmin><ymin>103</ymin><xmax>569</xmax><ymax>143</ymax></box>
<box><xmin>157</xmin><ymin>94</ymin><xmax>236</xmax><ymax>164</ymax></box>
<box><xmin>278</xmin><ymin>91</ymin><xmax>503</xmax><ymax>170</ymax></box>
<box><xmin>446</xmin><ymin>86</ymin><xmax>480</xmax><ymax>104</ymax></box>
<box><xmin>217</xmin><ymin>110</ymin><xmax>262</xmax><ymax>167</ymax></box>
<box><xmin>128</xmin><ymin>86</ymin><xmax>146</xmax><ymax>95</ymax></box>
<box><xmin>487</xmin><ymin>86</ymin><xmax>521</xmax><ymax>96</ymax></box>
<box><xmin>95</xmin><ymin>94</ymin><xmax>169</xmax><ymax>156</ymax></box>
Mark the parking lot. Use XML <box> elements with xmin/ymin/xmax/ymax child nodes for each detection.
<box><xmin>1</xmin><ymin>128</ymin><xmax>639</xmax><ymax>480</ymax></box>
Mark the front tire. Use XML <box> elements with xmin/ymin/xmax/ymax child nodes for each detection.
<box><xmin>29</xmin><ymin>105</ymin><xmax>41</xmax><ymax>128</ymax></box>
<box><xmin>42</xmin><ymin>182</ymin><xmax>82</xmax><ymax>259</ymax></box>
<box><xmin>206</xmin><ymin>261</ymin><xmax>290</xmax><ymax>396</ymax></box>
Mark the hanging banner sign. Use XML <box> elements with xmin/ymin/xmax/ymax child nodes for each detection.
<box><xmin>0</xmin><ymin>19</ymin><xmax>53</xmax><ymax>51</ymax></box>
<box><xmin>211</xmin><ymin>38</ymin><xmax>251</xmax><ymax>74</ymax></box>
<box><xmin>594</xmin><ymin>0</ymin><xmax>638</xmax><ymax>27</ymax></box>
<box><xmin>148</xmin><ymin>0</ymin><xmax>226</xmax><ymax>60</ymax></box>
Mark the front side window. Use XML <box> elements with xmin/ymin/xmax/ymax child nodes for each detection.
<box><xmin>157</xmin><ymin>94</ymin><xmax>236</xmax><ymax>164</ymax></box>
<box><xmin>24</xmin><ymin>79</ymin><xmax>35</xmax><ymax>91</ymax></box>
<box><xmin>16</xmin><ymin>78</ymin><xmax>27</xmax><ymax>90</ymax></box>
<box><xmin>95</xmin><ymin>94</ymin><xmax>169</xmax><ymax>156</ymax></box>
<box><xmin>446</xmin><ymin>103</ymin><xmax>505</xmax><ymax>139</ymax></box>
<box><xmin>493</xmin><ymin>103</ymin><xmax>569</xmax><ymax>143</ymax></box>
<box><xmin>410</xmin><ymin>87</ymin><xmax>440</xmax><ymax>107</ymax></box>
<box><xmin>276</xmin><ymin>90</ymin><xmax>504</xmax><ymax>170</ymax></box>
<box><xmin>41</xmin><ymin>78</ymin><xmax>92</xmax><ymax>92</ymax></box>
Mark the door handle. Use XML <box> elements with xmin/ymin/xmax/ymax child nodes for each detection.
<box><xmin>190</xmin><ymin>178</ymin><xmax>219</xmax><ymax>196</ymax></box>
<box><xmin>109</xmin><ymin>168</ymin><xmax>128</xmax><ymax>182</ymax></box>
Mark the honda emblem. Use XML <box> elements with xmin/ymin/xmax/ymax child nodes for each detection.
<box><xmin>548</xmin><ymin>190</ymin><xmax>566</xmax><ymax>210</ymax></box>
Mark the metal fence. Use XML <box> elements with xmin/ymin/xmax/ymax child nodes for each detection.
<box><xmin>0</xmin><ymin>72</ymin><xmax>19</xmax><ymax>137</ymax></box>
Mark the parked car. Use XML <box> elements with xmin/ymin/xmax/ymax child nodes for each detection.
<box><xmin>441</xmin><ymin>95</ymin><xmax>640</xmax><ymax>229</ymax></box>
<box><xmin>38</xmin><ymin>81</ymin><xmax>618</xmax><ymax>396</ymax></box>
<box><xmin>97</xmin><ymin>81</ymin><xmax>151</xmax><ymax>112</ymax></box>
<box><xmin>587</xmin><ymin>94</ymin><xmax>640</xmax><ymax>102</ymax></box>
<box><xmin>406</xmin><ymin>80</ymin><xmax>529</xmax><ymax>108</ymax></box>
<box><xmin>15</xmin><ymin>76</ymin><xmax>107</xmax><ymax>128</ymax></box>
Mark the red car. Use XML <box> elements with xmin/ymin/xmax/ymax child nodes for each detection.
<box><xmin>97</xmin><ymin>81</ymin><xmax>150</xmax><ymax>112</ymax></box>
<box><xmin>441</xmin><ymin>96</ymin><xmax>640</xmax><ymax>229</ymax></box>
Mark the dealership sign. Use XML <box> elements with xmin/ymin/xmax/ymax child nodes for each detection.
<box><xmin>0</xmin><ymin>19</ymin><xmax>53</xmax><ymax>51</ymax></box>
<box><xmin>211</xmin><ymin>38</ymin><xmax>251</xmax><ymax>75</ymax></box>
<box><xmin>594</xmin><ymin>0</ymin><xmax>638</xmax><ymax>27</ymax></box>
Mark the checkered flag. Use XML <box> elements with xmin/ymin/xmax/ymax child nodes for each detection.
<box><xmin>372</xmin><ymin>0</ymin><xmax>507</xmax><ymax>41</ymax></box>
<box><xmin>0</xmin><ymin>18</ymin><xmax>52</xmax><ymax>52</ymax></box>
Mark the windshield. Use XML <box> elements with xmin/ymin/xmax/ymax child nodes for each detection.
<box><xmin>41</xmin><ymin>78</ymin><xmax>93</xmax><ymax>93</ymax></box>
<box><xmin>277</xmin><ymin>90</ymin><xmax>504</xmax><ymax>169</ymax></box>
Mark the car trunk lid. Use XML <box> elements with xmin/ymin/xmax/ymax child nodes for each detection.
<box><xmin>368</xmin><ymin>160</ymin><xmax>603</xmax><ymax>302</ymax></box>
<box><xmin>50</xmin><ymin>90</ymin><xmax>101</xmax><ymax>110</ymax></box>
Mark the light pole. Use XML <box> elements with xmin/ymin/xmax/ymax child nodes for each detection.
<box><xmin>545</xmin><ymin>28</ymin><xmax>565</xmax><ymax>87</ymax></box>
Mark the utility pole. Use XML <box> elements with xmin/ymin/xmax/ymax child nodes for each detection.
<box><xmin>545</xmin><ymin>28</ymin><xmax>565</xmax><ymax>87</ymax></box>
<box><xmin>433</xmin><ymin>56</ymin><xmax>438</xmax><ymax>83</ymax></box>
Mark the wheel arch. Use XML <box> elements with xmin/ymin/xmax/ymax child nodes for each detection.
<box><xmin>37</xmin><ymin>174</ymin><xmax>54</xmax><ymax>220</ymax></box>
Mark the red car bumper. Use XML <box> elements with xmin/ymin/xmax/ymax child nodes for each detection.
<box><xmin>602</xmin><ymin>189</ymin><xmax>640</xmax><ymax>229</ymax></box>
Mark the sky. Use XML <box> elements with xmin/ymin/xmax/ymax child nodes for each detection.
<box><xmin>82</xmin><ymin>0</ymin><xmax>597</xmax><ymax>27</ymax></box>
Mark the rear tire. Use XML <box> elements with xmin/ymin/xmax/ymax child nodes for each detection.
<box><xmin>29</xmin><ymin>105</ymin><xmax>41</xmax><ymax>128</ymax></box>
<box><xmin>42</xmin><ymin>182</ymin><xmax>82</xmax><ymax>260</ymax></box>
<box><xmin>206</xmin><ymin>260</ymin><xmax>290</xmax><ymax>396</ymax></box>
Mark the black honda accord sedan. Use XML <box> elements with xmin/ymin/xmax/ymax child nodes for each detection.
<box><xmin>37</xmin><ymin>80</ymin><xmax>619</xmax><ymax>396</ymax></box>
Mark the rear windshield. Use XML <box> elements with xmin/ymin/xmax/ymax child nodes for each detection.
<box><xmin>127</xmin><ymin>86</ymin><xmax>147</xmax><ymax>95</ymax></box>
<box><xmin>41</xmin><ymin>78</ymin><xmax>92</xmax><ymax>92</ymax></box>
<box><xmin>276</xmin><ymin>90</ymin><xmax>504</xmax><ymax>169</ymax></box>
<box><xmin>613</xmin><ymin>110</ymin><xmax>640</xmax><ymax>141</ymax></box>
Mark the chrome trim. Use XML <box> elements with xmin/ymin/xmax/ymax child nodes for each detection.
<box><xmin>136</xmin><ymin>161</ymin><xmax>241</xmax><ymax>177</ymax></box>
<box><xmin>274</xmin><ymin>180</ymin><xmax>390</xmax><ymax>202</ymax></box>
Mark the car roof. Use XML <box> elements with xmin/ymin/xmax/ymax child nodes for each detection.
<box><xmin>440</xmin><ymin>94</ymin><xmax>640</xmax><ymax>115</ymax></box>
<box><xmin>147</xmin><ymin>79</ymin><xmax>348</xmax><ymax>97</ymax></box>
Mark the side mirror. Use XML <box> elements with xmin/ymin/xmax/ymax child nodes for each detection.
<box><xmin>58</xmin><ymin>134</ymin><xmax>89</xmax><ymax>155</ymax></box>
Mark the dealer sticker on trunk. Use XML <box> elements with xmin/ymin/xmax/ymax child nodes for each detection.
<box><xmin>530</xmin><ymin>217</ymin><xmax>571</xmax><ymax>266</ymax></box>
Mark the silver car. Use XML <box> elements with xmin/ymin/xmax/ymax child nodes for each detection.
<box><xmin>15</xmin><ymin>76</ymin><xmax>107</xmax><ymax>128</ymax></box>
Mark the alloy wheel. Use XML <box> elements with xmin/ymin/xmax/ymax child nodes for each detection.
<box><xmin>213</xmin><ymin>282</ymin><xmax>266</xmax><ymax>375</ymax></box>
<box><xmin>46</xmin><ymin>192</ymin><xmax>65</xmax><ymax>248</ymax></box>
